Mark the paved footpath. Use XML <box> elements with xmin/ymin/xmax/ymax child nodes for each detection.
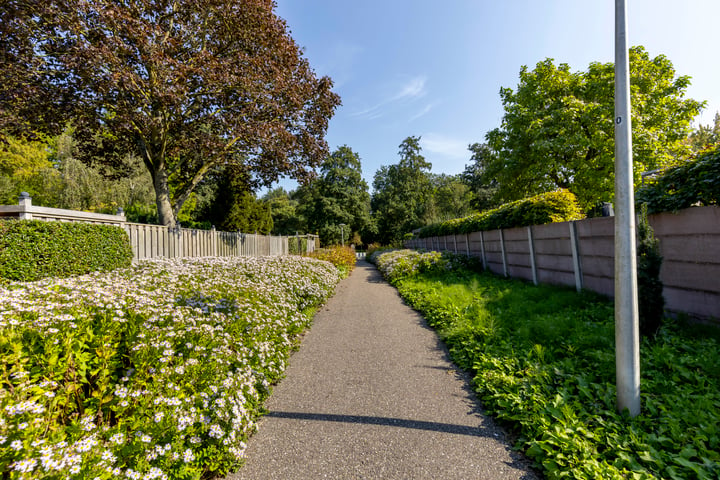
<box><xmin>228</xmin><ymin>261</ymin><xmax>540</xmax><ymax>480</ymax></box>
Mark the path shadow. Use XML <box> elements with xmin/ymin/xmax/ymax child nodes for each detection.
<box><xmin>356</xmin><ymin>261</ymin><xmax>387</xmax><ymax>284</ymax></box>
<box><xmin>266</xmin><ymin>411</ymin><xmax>493</xmax><ymax>438</ymax></box>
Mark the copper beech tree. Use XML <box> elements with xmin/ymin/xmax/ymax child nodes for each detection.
<box><xmin>0</xmin><ymin>0</ymin><xmax>340</xmax><ymax>227</ymax></box>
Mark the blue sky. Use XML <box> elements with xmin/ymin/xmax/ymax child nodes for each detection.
<box><xmin>270</xmin><ymin>0</ymin><xmax>720</xmax><ymax>192</ymax></box>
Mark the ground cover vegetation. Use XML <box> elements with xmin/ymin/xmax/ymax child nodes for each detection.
<box><xmin>369</xmin><ymin>249</ymin><xmax>720</xmax><ymax>479</ymax></box>
<box><xmin>0</xmin><ymin>255</ymin><xmax>341</xmax><ymax>478</ymax></box>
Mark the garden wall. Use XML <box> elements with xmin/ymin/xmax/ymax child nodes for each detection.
<box><xmin>406</xmin><ymin>205</ymin><xmax>720</xmax><ymax>322</ymax></box>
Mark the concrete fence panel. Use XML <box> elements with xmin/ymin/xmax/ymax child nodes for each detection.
<box><xmin>532</xmin><ymin>221</ymin><xmax>577</xmax><ymax>289</ymax></box>
<box><xmin>575</xmin><ymin>217</ymin><xmax>615</xmax><ymax>299</ymax></box>
<box><xmin>481</xmin><ymin>230</ymin><xmax>505</xmax><ymax>276</ymax></box>
<box><xmin>503</xmin><ymin>226</ymin><xmax>534</xmax><ymax>282</ymax></box>
<box><xmin>649</xmin><ymin>207</ymin><xmax>720</xmax><ymax>319</ymax></box>
<box><xmin>407</xmin><ymin>205</ymin><xmax>720</xmax><ymax>322</ymax></box>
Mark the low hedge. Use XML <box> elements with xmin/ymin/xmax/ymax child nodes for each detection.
<box><xmin>418</xmin><ymin>189</ymin><xmax>584</xmax><ymax>238</ymax></box>
<box><xmin>0</xmin><ymin>220</ymin><xmax>133</xmax><ymax>281</ymax></box>
<box><xmin>636</xmin><ymin>144</ymin><xmax>720</xmax><ymax>213</ymax></box>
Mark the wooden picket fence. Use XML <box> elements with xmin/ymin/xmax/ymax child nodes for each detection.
<box><xmin>0</xmin><ymin>193</ymin><xmax>317</xmax><ymax>261</ymax></box>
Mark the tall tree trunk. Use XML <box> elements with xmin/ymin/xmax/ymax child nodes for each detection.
<box><xmin>153</xmin><ymin>166</ymin><xmax>177</xmax><ymax>228</ymax></box>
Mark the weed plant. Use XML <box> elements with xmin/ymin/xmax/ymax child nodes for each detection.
<box><xmin>373</xmin><ymin>249</ymin><xmax>720</xmax><ymax>479</ymax></box>
<box><xmin>0</xmin><ymin>256</ymin><xmax>340</xmax><ymax>479</ymax></box>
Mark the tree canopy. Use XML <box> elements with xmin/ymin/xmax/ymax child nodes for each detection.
<box><xmin>0</xmin><ymin>0</ymin><xmax>340</xmax><ymax>227</ymax></box>
<box><xmin>296</xmin><ymin>145</ymin><xmax>372</xmax><ymax>246</ymax></box>
<box><xmin>687</xmin><ymin>112</ymin><xmax>720</xmax><ymax>152</ymax></box>
<box><xmin>371</xmin><ymin>136</ymin><xmax>432</xmax><ymax>245</ymax></box>
<box><xmin>484</xmin><ymin>46</ymin><xmax>704</xmax><ymax>210</ymax></box>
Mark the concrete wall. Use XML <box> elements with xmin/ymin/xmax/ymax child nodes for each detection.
<box><xmin>406</xmin><ymin>206</ymin><xmax>720</xmax><ymax>322</ymax></box>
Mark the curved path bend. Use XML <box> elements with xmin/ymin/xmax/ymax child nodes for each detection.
<box><xmin>229</xmin><ymin>261</ymin><xmax>540</xmax><ymax>479</ymax></box>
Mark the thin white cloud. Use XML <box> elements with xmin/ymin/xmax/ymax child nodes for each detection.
<box><xmin>409</xmin><ymin>102</ymin><xmax>436</xmax><ymax>122</ymax></box>
<box><xmin>420</xmin><ymin>133</ymin><xmax>469</xmax><ymax>160</ymax></box>
<box><xmin>351</xmin><ymin>75</ymin><xmax>427</xmax><ymax>119</ymax></box>
<box><xmin>393</xmin><ymin>76</ymin><xmax>427</xmax><ymax>101</ymax></box>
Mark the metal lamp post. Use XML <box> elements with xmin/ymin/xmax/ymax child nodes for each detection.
<box><xmin>614</xmin><ymin>0</ymin><xmax>641</xmax><ymax>417</ymax></box>
<box><xmin>339</xmin><ymin>224</ymin><xmax>346</xmax><ymax>246</ymax></box>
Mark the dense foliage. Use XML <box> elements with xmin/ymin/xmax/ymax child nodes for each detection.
<box><xmin>0</xmin><ymin>220</ymin><xmax>133</xmax><ymax>282</ymax></box>
<box><xmin>636</xmin><ymin>205</ymin><xmax>664</xmax><ymax>336</ymax></box>
<box><xmin>296</xmin><ymin>146</ymin><xmax>373</xmax><ymax>246</ymax></box>
<box><xmin>0</xmin><ymin>256</ymin><xmax>340</xmax><ymax>478</ymax></box>
<box><xmin>461</xmin><ymin>143</ymin><xmax>502</xmax><ymax>212</ymax></box>
<box><xmin>686</xmin><ymin>113</ymin><xmax>720</xmax><ymax>151</ymax></box>
<box><xmin>484</xmin><ymin>46</ymin><xmax>704</xmax><ymax>210</ymax></box>
<box><xmin>307</xmin><ymin>245</ymin><xmax>357</xmax><ymax>277</ymax></box>
<box><xmin>0</xmin><ymin>135</ymin><xmax>155</xmax><ymax>218</ymax></box>
<box><xmin>636</xmin><ymin>145</ymin><xmax>720</xmax><ymax>213</ymax></box>
<box><xmin>371</xmin><ymin>137</ymin><xmax>433</xmax><ymax>245</ymax></box>
<box><xmin>417</xmin><ymin>189</ymin><xmax>584</xmax><ymax>238</ymax></box>
<box><xmin>371</xmin><ymin>249</ymin><xmax>720</xmax><ymax>479</ymax></box>
<box><xmin>0</xmin><ymin>0</ymin><xmax>340</xmax><ymax>228</ymax></box>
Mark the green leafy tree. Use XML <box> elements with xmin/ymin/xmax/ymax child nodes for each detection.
<box><xmin>687</xmin><ymin>112</ymin><xmax>720</xmax><ymax>151</ymax></box>
<box><xmin>484</xmin><ymin>46</ymin><xmax>704</xmax><ymax>210</ymax></box>
<box><xmin>0</xmin><ymin>0</ymin><xmax>340</xmax><ymax>228</ymax></box>
<box><xmin>371</xmin><ymin>136</ymin><xmax>432</xmax><ymax>245</ymax></box>
<box><xmin>0</xmin><ymin>132</ymin><xmax>155</xmax><ymax>213</ymax></box>
<box><xmin>0</xmin><ymin>135</ymin><xmax>63</xmax><ymax>206</ymax></box>
<box><xmin>424</xmin><ymin>174</ymin><xmax>475</xmax><ymax>224</ymax></box>
<box><xmin>297</xmin><ymin>146</ymin><xmax>372</xmax><ymax>246</ymax></box>
<box><xmin>195</xmin><ymin>165</ymin><xmax>272</xmax><ymax>233</ymax></box>
<box><xmin>462</xmin><ymin>142</ymin><xmax>501</xmax><ymax>211</ymax></box>
<box><xmin>263</xmin><ymin>187</ymin><xmax>305</xmax><ymax>236</ymax></box>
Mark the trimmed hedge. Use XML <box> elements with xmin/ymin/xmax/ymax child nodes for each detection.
<box><xmin>0</xmin><ymin>220</ymin><xmax>133</xmax><ymax>281</ymax></box>
<box><xmin>417</xmin><ymin>189</ymin><xmax>584</xmax><ymax>238</ymax></box>
<box><xmin>636</xmin><ymin>144</ymin><xmax>720</xmax><ymax>213</ymax></box>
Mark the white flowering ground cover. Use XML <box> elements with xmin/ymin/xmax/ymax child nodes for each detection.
<box><xmin>0</xmin><ymin>256</ymin><xmax>340</xmax><ymax>479</ymax></box>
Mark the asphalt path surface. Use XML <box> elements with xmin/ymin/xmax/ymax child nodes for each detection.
<box><xmin>228</xmin><ymin>261</ymin><xmax>540</xmax><ymax>479</ymax></box>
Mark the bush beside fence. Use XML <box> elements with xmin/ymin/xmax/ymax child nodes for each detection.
<box><xmin>0</xmin><ymin>220</ymin><xmax>133</xmax><ymax>282</ymax></box>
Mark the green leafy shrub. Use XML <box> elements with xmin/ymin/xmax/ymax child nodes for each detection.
<box><xmin>417</xmin><ymin>189</ymin><xmax>584</xmax><ymax>238</ymax></box>
<box><xmin>637</xmin><ymin>204</ymin><xmax>665</xmax><ymax>336</ymax></box>
<box><xmin>0</xmin><ymin>220</ymin><xmax>133</xmax><ymax>281</ymax></box>
<box><xmin>307</xmin><ymin>245</ymin><xmax>357</xmax><ymax>277</ymax></box>
<box><xmin>636</xmin><ymin>145</ymin><xmax>720</xmax><ymax>213</ymax></box>
<box><xmin>371</xmin><ymin>249</ymin><xmax>482</xmax><ymax>284</ymax></box>
<box><xmin>288</xmin><ymin>236</ymin><xmax>309</xmax><ymax>255</ymax></box>
<box><xmin>0</xmin><ymin>256</ymin><xmax>340</xmax><ymax>479</ymax></box>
